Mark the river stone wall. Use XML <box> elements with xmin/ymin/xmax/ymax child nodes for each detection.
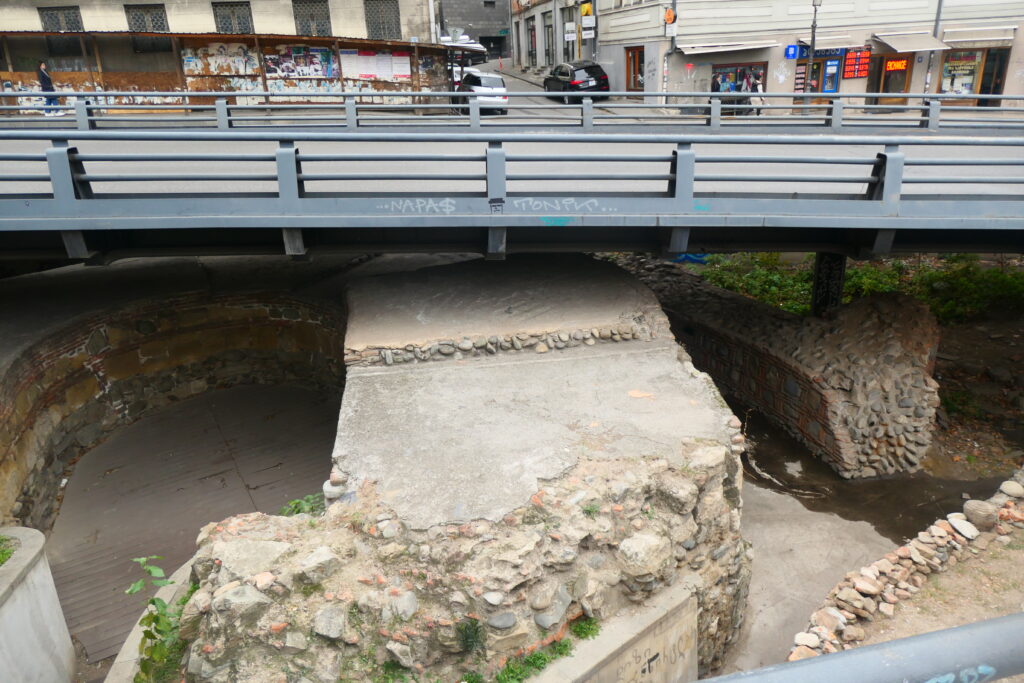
<box><xmin>176</xmin><ymin>256</ymin><xmax>752</xmax><ymax>682</ymax></box>
<box><xmin>616</xmin><ymin>258</ymin><xmax>941</xmax><ymax>479</ymax></box>
<box><xmin>0</xmin><ymin>292</ymin><xmax>346</xmax><ymax>530</ymax></box>
<box><xmin>786</xmin><ymin>468</ymin><xmax>1024</xmax><ymax>660</ymax></box>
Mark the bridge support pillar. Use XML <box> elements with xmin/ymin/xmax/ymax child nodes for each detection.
<box><xmin>811</xmin><ymin>252</ymin><xmax>846</xmax><ymax>317</ymax></box>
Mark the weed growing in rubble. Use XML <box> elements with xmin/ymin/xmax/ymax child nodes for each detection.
<box><xmin>460</xmin><ymin>673</ymin><xmax>485</xmax><ymax>683</ymax></box>
<box><xmin>494</xmin><ymin>638</ymin><xmax>574</xmax><ymax>683</ymax></box>
<box><xmin>456</xmin><ymin>617</ymin><xmax>486</xmax><ymax>653</ymax></box>
<box><xmin>581</xmin><ymin>503</ymin><xmax>600</xmax><ymax>519</ymax></box>
<box><xmin>279</xmin><ymin>492</ymin><xmax>326</xmax><ymax>516</ymax></box>
<box><xmin>0</xmin><ymin>536</ymin><xmax>14</xmax><ymax>567</ymax></box>
<box><xmin>125</xmin><ymin>556</ymin><xmax>198</xmax><ymax>683</ymax></box>
<box><xmin>569</xmin><ymin>616</ymin><xmax>600</xmax><ymax>640</ymax></box>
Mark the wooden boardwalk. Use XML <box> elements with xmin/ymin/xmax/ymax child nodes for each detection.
<box><xmin>45</xmin><ymin>385</ymin><xmax>339</xmax><ymax>662</ymax></box>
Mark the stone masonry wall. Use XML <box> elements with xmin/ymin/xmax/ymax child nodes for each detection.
<box><xmin>0</xmin><ymin>292</ymin><xmax>346</xmax><ymax>530</ymax></box>
<box><xmin>616</xmin><ymin>258</ymin><xmax>942</xmax><ymax>479</ymax></box>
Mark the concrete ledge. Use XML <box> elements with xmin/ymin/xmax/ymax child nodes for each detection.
<box><xmin>105</xmin><ymin>560</ymin><xmax>194</xmax><ymax>683</ymax></box>
<box><xmin>537</xmin><ymin>580</ymin><xmax>697</xmax><ymax>683</ymax></box>
<box><xmin>0</xmin><ymin>526</ymin><xmax>74</xmax><ymax>682</ymax></box>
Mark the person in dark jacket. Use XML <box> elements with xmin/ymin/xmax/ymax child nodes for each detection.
<box><xmin>37</xmin><ymin>61</ymin><xmax>62</xmax><ymax>116</ymax></box>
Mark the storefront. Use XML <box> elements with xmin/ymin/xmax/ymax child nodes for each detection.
<box><xmin>712</xmin><ymin>61</ymin><xmax>767</xmax><ymax>92</ymax></box>
<box><xmin>869</xmin><ymin>32</ymin><xmax>949</xmax><ymax>104</ymax></box>
<box><xmin>938</xmin><ymin>26</ymin><xmax>1014</xmax><ymax>106</ymax></box>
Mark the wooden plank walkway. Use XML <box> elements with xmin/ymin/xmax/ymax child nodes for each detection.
<box><xmin>45</xmin><ymin>385</ymin><xmax>339</xmax><ymax>662</ymax></box>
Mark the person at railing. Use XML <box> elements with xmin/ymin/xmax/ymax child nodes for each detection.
<box><xmin>37</xmin><ymin>62</ymin><xmax>63</xmax><ymax>117</ymax></box>
<box><xmin>750</xmin><ymin>72</ymin><xmax>765</xmax><ymax>116</ymax></box>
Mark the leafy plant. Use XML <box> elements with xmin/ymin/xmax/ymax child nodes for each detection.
<box><xmin>125</xmin><ymin>556</ymin><xmax>196</xmax><ymax>683</ymax></box>
<box><xmin>0</xmin><ymin>536</ymin><xmax>14</xmax><ymax>567</ymax></box>
<box><xmin>569</xmin><ymin>617</ymin><xmax>600</xmax><ymax>640</ymax></box>
<box><xmin>376</xmin><ymin>660</ymin><xmax>411</xmax><ymax>683</ymax></box>
<box><xmin>581</xmin><ymin>503</ymin><xmax>600</xmax><ymax>519</ymax></box>
<box><xmin>495</xmin><ymin>638</ymin><xmax>573</xmax><ymax>683</ymax></box>
<box><xmin>456</xmin><ymin>617</ymin><xmax>486</xmax><ymax>654</ymax></box>
<box><xmin>549</xmin><ymin>639</ymin><xmax>572</xmax><ymax>657</ymax></box>
<box><xmin>461</xmin><ymin>673</ymin><xmax>485</xmax><ymax>683</ymax></box>
<box><xmin>279</xmin><ymin>492</ymin><xmax>326</xmax><ymax>516</ymax></box>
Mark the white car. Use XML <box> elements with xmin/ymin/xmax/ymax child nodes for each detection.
<box><xmin>455</xmin><ymin>72</ymin><xmax>508</xmax><ymax>116</ymax></box>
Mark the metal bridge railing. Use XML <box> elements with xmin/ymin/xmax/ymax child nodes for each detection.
<box><xmin>1</xmin><ymin>90</ymin><xmax>1023</xmax><ymax>132</ymax></box>
<box><xmin>705</xmin><ymin>611</ymin><xmax>1024</xmax><ymax>683</ymax></box>
<box><xmin>1</xmin><ymin>128</ymin><xmax>1021</xmax><ymax>260</ymax></box>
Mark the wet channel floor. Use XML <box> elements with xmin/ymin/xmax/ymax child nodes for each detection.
<box><xmin>734</xmin><ymin>404</ymin><xmax>1007</xmax><ymax>544</ymax></box>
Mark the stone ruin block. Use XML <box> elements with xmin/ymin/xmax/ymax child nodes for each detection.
<box><xmin>179</xmin><ymin>256</ymin><xmax>751</xmax><ymax>681</ymax></box>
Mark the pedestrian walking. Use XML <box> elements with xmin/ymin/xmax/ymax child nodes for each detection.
<box><xmin>750</xmin><ymin>72</ymin><xmax>765</xmax><ymax>116</ymax></box>
<box><xmin>37</xmin><ymin>61</ymin><xmax>63</xmax><ymax>116</ymax></box>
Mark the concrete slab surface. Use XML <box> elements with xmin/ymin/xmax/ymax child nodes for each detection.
<box><xmin>344</xmin><ymin>255</ymin><xmax>664</xmax><ymax>350</ymax></box>
<box><xmin>334</xmin><ymin>341</ymin><xmax>730</xmax><ymax>529</ymax></box>
<box><xmin>46</xmin><ymin>385</ymin><xmax>338</xmax><ymax>662</ymax></box>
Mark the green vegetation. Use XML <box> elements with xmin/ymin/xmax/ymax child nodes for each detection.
<box><xmin>461</xmin><ymin>673</ymin><xmax>486</xmax><ymax>683</ymax></box>
<box><xmin>941</xmin><ymin>388</ymin><xmax>981</xmax><ymax>418</ymax></box>
<box><xmin>455</xmin><ymin>617</ymin><xmax>487</xmax><ymax>654</ymax></box>
<box><xmin>580</xmin><ymin>503</ymin><xmax>600</xmax><ymax>519</ymax></box>
<box><xmin>0</xmin><ymin>536</ymin><xmax>14</xmax><ymax>567</ymax></box>
<box><xmin>126</xmin><ymin>556</ymin><xmax>198</xmax><ymax>683</ymax></box>
<box><xmin>493</xmin><ymin>637</ymin><xmax>574</xmax><ymax>683</ymax></box>
<box><xmin>569</xmin><ymin>617</ymin><xmax>600</xmax><ymax>640</ymax></box>
<box><xmin>697</xmin><ymin>253</ymin><xmax>1024</xmax><ymax>323</ymax></box>
<box><xmin>279</xmin><ymin>492</ymin><xmax>326</xmax><ymax>516</ymax></box>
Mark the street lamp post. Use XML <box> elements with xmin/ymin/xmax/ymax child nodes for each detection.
<box><xmin>803</xmin><ymin>0</ymin><xmax>822</xmax><ymax>116</ymax></box>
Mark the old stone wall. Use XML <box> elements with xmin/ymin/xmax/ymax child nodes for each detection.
<box><xmin>0</xmin><ymin>292</ymin><xmax>346</xmax><ymax>530</ymax></box>
<box><xmin>617</xmin><ymin>258</ymin><xmax>941</xmax><ymax>479</ymax></box>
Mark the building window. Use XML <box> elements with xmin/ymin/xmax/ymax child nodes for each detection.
<box><xmin>293</xmin><ymin>0</ymin><xmax>332</xmax><ymax>37</ymax></box>
<box><xmin>39</xmin><ymin>6</ymin><xmax>85</xmax><ymax>57</ymax></box>
<box><xmin>125</xmin><ymin>4</ymin><xmax>172</xmax><ymax>52</ymax></box>
<box><xmin>213</xmin><ymin>1</ymin><xmax>254</xmax><ymax>33</ymax></box>
<box><xmin>364</xmin><ymin>0</ymin><xmax>402</xmax><ymax>40</ymax></box>
<box><xmin>484</xmin><ymin>0</ymin><xmax>496</xmax><ymax>5</ymax></box>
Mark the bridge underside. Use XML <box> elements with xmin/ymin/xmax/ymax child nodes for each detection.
<box><xmin>2</xmin><ymin>224</ymin><xmax>1020</xmax><ymax>266</ymax></box>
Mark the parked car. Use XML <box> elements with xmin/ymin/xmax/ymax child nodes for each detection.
<box><xmin>452</xmin><ymin>65</ymin><xmax>481</xmax><ymax>89</ymax></box>
<box><xmin>454</xmin><ymin>72</ymin><xmax>508</xmax><ymax>115</ymax></box>
<box><xmin>543</xmin><ymin>61</ymin><xmax>609</xmax><ymax>103</ymax></box>
<box><xmin>440</xmin><ymin>36</ymin><xmax>489</xmax><ymax>65</ymax></box>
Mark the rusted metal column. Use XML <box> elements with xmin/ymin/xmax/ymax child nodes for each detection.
<box><xmin>810</xmin><ymin>252</ymin><xmax>846</xmax><ymax>317</ymax></box>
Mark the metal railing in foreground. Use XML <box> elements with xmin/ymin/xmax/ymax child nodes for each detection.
<box><xmin>705</xmin><ymin>611</ymin><xmax>1024</xmax><ymax>683</ymax></box>
<box><xmin>1</xmin><ymin>90</ymin><xmax>1022</xmax><ymax>132</ymax></box>
<box><xmin>0</xmin><ymin>129</ymin><xmax>1022</xmax><ymax>259</ymax></box>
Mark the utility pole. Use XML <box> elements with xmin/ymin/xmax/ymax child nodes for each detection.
<box><xmin>802</xmin><ymin>0</ymin><xmax>822</xmax><ymax>116</ymax></box>
<box><xmin>923</xmin><ymin>0</ymin><xmax>944</xmax><ymax>93</ymax></box>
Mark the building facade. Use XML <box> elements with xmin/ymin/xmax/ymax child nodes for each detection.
<box><xmin>438</xmin><ymin>0</ymin><xmax>511</xmax><ymax>57</ymax></box>
<box><xmin>512</xmin><ymin>0</ymin><xmax>1023</xmax><ymax>104</ymax></box>
<box><xmin>510</xmin><ymin>0</ymin><xmax>597</xmax><ymax>73</ymax></box>
<box><xmin>1</xmin><ymin>0</ymin><xmax>433</xmax><ymax>43</ymax></box>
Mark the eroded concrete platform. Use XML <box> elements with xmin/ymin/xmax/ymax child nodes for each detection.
<box><xmin>335</xmin><ymin>341</ymin><xmax>731</xmax><ymax>529</ymax></box>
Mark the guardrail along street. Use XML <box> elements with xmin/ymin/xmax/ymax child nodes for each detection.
<box><xmin>1</xmin><ymin>90</ymin><xmax>1023</xmax><ymax>132</ymax></box>
<box><xmin>0</xmin><ymin>129</ymin><xmax>1021</xmax><ymax>262</ymax></box>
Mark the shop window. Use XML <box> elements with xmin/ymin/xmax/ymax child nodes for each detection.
<box><xmin>941</xmin><ymin>50</ymin><xmax>983</xmax><ymax>96</ymax></box>
<box><xmin>626</xmin><ymin>46</ymin><xmax>644</xmax><ymax>90</ymax></box>
<box><xmin>293</xmin><ymin>0</ymin><xmax>332</xmax><ymax>37</ymax></box>
<box><xmin>364</xmin><ymin>0</ymin><xmax>401</xmax><ymax>40</ymax></box>
<box><xmin>213</xmin><ymin>2</ymin><xmax>254</xmax><ymax>34</ymax></box>
<box><xmin>560</xmin><ymin>7</ymin><xmax>575</xmax><ymax>62</ymax></box>
<box><xmin>711</xmin><ymin>62</ymin><xmax>766</xmax><ymax>92</ymax></box>
<box><xmin>125</xmin><ymin>4</ymin><xmax>172</xmax><ymax>52</ymax></box>
<box><xmin>38</xmin><ymin>6</ymin><xmax>84</xmax><ymax>57</ymax></box>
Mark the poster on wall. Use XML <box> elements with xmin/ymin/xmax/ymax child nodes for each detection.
<box><xmin>340</xmin><ymin>49</ymin><xmax>359</xmax><ymax>78</ymax></box>
<box><xmin>358</xmin><ymin>50</ymin><xmax>377</xmax><ymax>80</ymax></box>
<box><xmin>392</xmin><ymin>51</ymin><xmax>411</xmax><ymax>81</ymax></box>
<box><xmin>375</xmin><ymin>51</ymin><xmax>394</xmax><ymax>81</ymax></box>
<box><xmin>264</xmin><ymin>45</ymin><xmax>337</xmax><ymax>78</ymax></box>
<box><xmin>181</xmin><ymin>43</ymin><xmax>259</xmax><ymax>75</ymax></box>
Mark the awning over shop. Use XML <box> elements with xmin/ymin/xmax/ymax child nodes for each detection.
<box><xmin>797</xmin><ymin>35</ymin><xmax>868</xmax><ymax>49</ymax></box>
<box><xmin>872</xmin><ymin>32</ymin><xmax>949</xmax><ymax>53</ymax></box>
<box><xmin>942</xmin><ymin>25</ymin><xmax>1016</xmax><ymax>48</ymax></box>
<box><xmin>676</xmin><ymin>40</ymin><xmax>779</xmax><ymax>55</ymax></box>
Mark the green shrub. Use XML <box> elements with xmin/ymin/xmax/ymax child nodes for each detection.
<box><xmin>279</xmin><ymin>492</ymin><xmax>326</xmax><ymax>516</ymax></box>
<box><xmin>0</xmin><ymin>536</ymin><xmax>13</xmax><ymax>567</ymax></box>
<box><xmin>569</xmin><ymin>617</ymin><xmax>600</xmax><ymax>640</ymax></box>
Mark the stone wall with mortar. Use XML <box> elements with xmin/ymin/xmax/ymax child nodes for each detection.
<box><xmin>785</xmin><ymin>468</ymin><xmax>1024</xmax><ymax>660</ymax></box>
<box><xmin>0</xmin><ymin>292</ymin><xmax>346</xmax><ymax>530</ymax></box>
<box><xmin>615</xmin><ymin>257</ymin><xmax>941</xmax><ymax>479</ymax></box>
<box><xmin>174</xmin><ymin>257</ymin><xmax>753</xmax><ymax>681</ymax></box>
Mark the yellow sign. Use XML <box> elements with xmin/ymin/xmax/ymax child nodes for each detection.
<box><xmin>580</xmin><ymin>2</ymin><xmax>593</xmax><ymax>16</ymax></box>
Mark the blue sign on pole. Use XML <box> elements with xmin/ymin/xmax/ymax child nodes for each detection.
<box><xmin>785</xmin><ymin>44</ymin><xmax>799</xmax><ymax>59</ymax></box>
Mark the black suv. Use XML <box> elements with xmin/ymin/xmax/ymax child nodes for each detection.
<box><xmin>543</xmin><ymin>61</ymin><xmax>610</xmax><ymax>103</ymax></box>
